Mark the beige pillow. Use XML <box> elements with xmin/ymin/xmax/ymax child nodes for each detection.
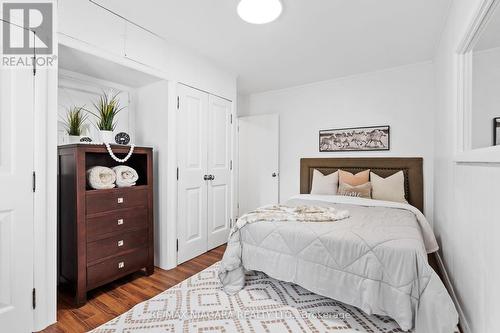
<box><xmin>339</xmin><ymin>169</ymin><xmax>370</xmax><ymax>186</ymax></box>
<box><xmin>338</xmin><ymin>182</ymin><xmax>372</xmax><ymax>199</ymax></box>
<box><xmin>310</xmin><ymin>169</ymin><xmax>339</xmax><ymax>195</ymax></box>
<box><xmin>370</xmin><ymin>171</ymin><xmax>408</xmax><ymax>203</ymax></box>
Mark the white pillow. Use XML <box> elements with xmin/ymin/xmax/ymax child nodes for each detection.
<box><xmin>310</xmin><ymin>169</ymin><xmax>339</xmax><ymax>195</ymax></box>
<box><xmin>370</xmin><ymin>171</ymin><xmax>408</xmax><ymax>203</ymax></box>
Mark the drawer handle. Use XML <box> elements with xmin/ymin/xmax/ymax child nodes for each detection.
<box><xmin>117</xmin><ymin>219</ymin><xmax>124</xmax><ymax>225</ymax></box>
<box><xmin>117</xmin><ymin>240</ymin><xmax>124</xmax><ymax>247</ymax></box>
<box><xmin>118</xmin><ymin>261</ymin><xmax>125</xmax><ymax>269</ymax></box>
<box><xmin>117</xmin><ymin>197</ymin><xmax>124</xmax><ymax>204</ymax></box>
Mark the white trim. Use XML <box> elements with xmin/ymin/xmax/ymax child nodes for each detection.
<box><xmin>455</xmin><ymin>0</ymin><xmax>500</xmax><ymax>162</ymax></box>
<box><xmin>32</xmin><ymin>62</ymin><xmax>59</xmax><ymax>333</ymax></box>
<box><xmin>165</xmin><ymin>80</ymin><xmax>178</xmax><ymax>269</ymax></box>
<box><xmin>33</xmin><ymin>1</ymin><xmax>58</xmax><ymax>329</ymax></box>
<box><xmin>435</xmin><ymin>252</ymin><xmax>470</xmax><ymax>333</ymax></box>
<box><xmin>456</xmin><ymin>0</ymin><xmax>500</xmax><ymax>54</ymax></box>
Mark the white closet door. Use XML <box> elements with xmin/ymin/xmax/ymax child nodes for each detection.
<box><xmin>0</xmin><ymin>69</ymin><xmax>34</xmax><ymax>332</ymax></box>
<box><xmin>207</xmin><ymin>95</ymin><xmax>232</xmax><ymax>249</ymax></box>
<box><xmin>177</xmin><ymin>85</ymin><xmax>208</xmax><ymax>264</ymax></box>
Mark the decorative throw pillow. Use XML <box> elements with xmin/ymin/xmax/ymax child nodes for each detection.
<box><xmin>338</xmin><ymin>182</ymin><xmax>372</xmax><ymax>199</ymax></box>
<box><xmin>338</xmin><ymin>169</ymin><xmax>370</xmax><ymax>187</ymax></box>
<box><xmin>370</xmin><ymin>171</ymin><xmax>408</xmax><ymax>203</ymax></box>
<box><xmin>310</xmin><ymin>169</ymin><xmax>339</xmax><ymax>195</ymax></box>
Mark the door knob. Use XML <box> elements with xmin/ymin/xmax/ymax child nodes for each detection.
<box><xmin>272</xmin><ymin>172</ymin><xmax>278</xmax><ymax>178</ymax></box>
<box><xmin>204</xmin><ymin>175</ymin><xmax>210</xmax><ymax>181</ymax></box>
<box><xmin>210</xmin><ymin>175</ymin><xmax>215</xmax><ymax>180</ymax></box>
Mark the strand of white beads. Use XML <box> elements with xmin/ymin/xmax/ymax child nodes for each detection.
<box><xmin>104</xmin><ymin>142</ymin><xmax>135</xmax><ymax>163</ymax></box>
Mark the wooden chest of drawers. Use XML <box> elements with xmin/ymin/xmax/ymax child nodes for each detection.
<box><xmin>58</xmin><ymin>144</ymin><xmax>154</xmax><ymax>306</ymax></box>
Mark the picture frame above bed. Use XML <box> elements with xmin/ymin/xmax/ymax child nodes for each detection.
<box><xmin>319</xmin><ymin>125</ymin><xmax>390</xmax><ymax>152</ymax></box>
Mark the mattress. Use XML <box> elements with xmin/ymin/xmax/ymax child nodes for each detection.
<box><xmin>219</xmin><ymin>194</ymin><xmax>458</xmax><ymax>333</ymax></box>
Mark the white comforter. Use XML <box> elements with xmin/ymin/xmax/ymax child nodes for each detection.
<box><xmin>219</xmin><ymin>195</ymin><xmax>458</xmax><ymax>333</ymax></box>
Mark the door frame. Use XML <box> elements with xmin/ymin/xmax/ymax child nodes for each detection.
<box><xmin>32</xmin><ymin>68</ymin><xmax>59</xmax><ymax>330</ymax></box>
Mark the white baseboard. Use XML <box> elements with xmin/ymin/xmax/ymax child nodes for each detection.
<box><xmin>435</xmin><ymin>252</ymin><xmax>470</xmax><ymax>333</ymax></box>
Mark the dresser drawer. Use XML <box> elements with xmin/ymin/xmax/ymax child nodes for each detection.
<box><xmin>86</xmin><ymin>208</ymin><xmax>147</xmax><ymax>242</ymax></box>
<box><xmin>87</xmin><ymin>229</ymin><xmax>148</xmax><ymax>264</ymax></box>
<box><xmin>86</xmin><ymin>187</ymin><xmax>148</xmax><ymax>215</ymax></box>
<box><xmin>87</xmin><ymin>248</ymin><xmax>148</xmax><ymax>290</ymax></box>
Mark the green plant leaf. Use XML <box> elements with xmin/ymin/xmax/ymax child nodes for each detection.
<box><xmin>62</xmin><ymin>105</ymin><xmax>87</xmax><ymax>136</ymax></box>
<box><xmin>88</xmin><ymin>90</ymin><xmax>126</xmax><ymax>131</ymax></box>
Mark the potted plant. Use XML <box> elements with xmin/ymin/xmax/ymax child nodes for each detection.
<box><xmin>89</xmin><ymin>90</ymin><xmax>125</xmax><ymax>143</ymax></box>
<box><xmin>62</xmin><ymin>106</ymin><xmax>87</xmax><ymax>144</ymax></box>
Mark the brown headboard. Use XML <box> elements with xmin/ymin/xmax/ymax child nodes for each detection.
<box><xmin>300</xmin><ymin>158</ymin><xmax>424</xmax><ymax>212</ymax></box>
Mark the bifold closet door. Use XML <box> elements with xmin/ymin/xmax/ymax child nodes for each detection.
<box><xmin>177</xmin><ymin>85</ymin><xmax>209</xmax><ymax>264</ymax></box>
<box><xmin>207</xmin><ymin>95</ymin><xmax>232</xmax><ymax>249</ymax></box>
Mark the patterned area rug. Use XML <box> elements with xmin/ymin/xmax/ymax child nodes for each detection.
<box><xmin>91</xmin><ymin>262</ymin><xmax>458</xmax><ymax>333</ymax></box>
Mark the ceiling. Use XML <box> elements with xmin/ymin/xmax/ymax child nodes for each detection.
<box><xmin>92</xmin><ymin>0</ymin><xmax>452</xmax><ymax>94</ymax></box>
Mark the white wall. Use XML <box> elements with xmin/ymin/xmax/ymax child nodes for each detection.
<box><xmin>433</xmin><ymin>1</ymin><xmax>500</xmax><ymax>332</ymax></box>
<box><xmin>241</xmin><ymin>63</ymin><xmax>436</xmax><ymax>219</ymax></box>
<box><xmin>472</xmin><ymin>47</ymin><xmax>500</xmax><ymax>148</ymax></box>
<box><xmin>134</xmin><ymin>81</ymin><xmax>170</xmax><ymax>269</ymax></box>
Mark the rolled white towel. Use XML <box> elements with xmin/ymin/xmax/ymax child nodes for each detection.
<box><xmin>87</xmin><ymin>166</ymin><xmax>116</xmax><ymax>190</ymax></box>
<box><xmin>112</xmin><ymin>165</ymin><xmax>139</xmax><ymax>188</ymax></box>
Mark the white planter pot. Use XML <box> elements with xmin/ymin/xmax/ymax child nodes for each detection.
<box><xmin>68</xmin><ymin>135</ymin><xmax>81</xmax><ymax>144</ymax></box>
<box><xmin>99</xmin><ymin>130</ymin><xmax>114</xmax><ymax>143</ymax></box>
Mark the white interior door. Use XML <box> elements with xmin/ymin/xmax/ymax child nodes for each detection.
<box><xmin>207</xmin><ymin>95</ymin><xmax>232</xmax><ymax>249</ymax></box>
<box><xmin>177</xmin><ymin>85</ymin><xmax>208</xmax><ymax>264</ymax></box>
<box><xmin>238</xmin><ymin>114</ymin><xmax>279</xmax><ymax>216</ymax></box>
<box><xmin>0</xmin><ymin>69</ymin><xmax>35</xmax><ymax>332</ymax></box>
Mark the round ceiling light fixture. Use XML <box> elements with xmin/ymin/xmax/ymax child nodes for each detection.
<box><xmin>237</xmin><ymin>0</ymin><xmax>283</xmax><ymax>24</ymax></box>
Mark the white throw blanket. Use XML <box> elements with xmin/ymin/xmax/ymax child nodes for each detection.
<box><xmin>235</xmin><ymin>204</ymin><xmax>349</xmax><ymax>227</ymax></box>
<box><xmin>87</xmin><ymin>166</ymin><xmax>116</xmax><ymax>190</ymax></box>
<box><xmin>112</xmin><ymin>165</ymin><xmax>139</xmax><ymax>187</ymax></box>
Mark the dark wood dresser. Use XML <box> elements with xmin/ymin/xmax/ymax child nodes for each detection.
<box><xmin>58</xmin><ymin>144</ymin><xmax>154</xmax><ymax>306</ymax></box>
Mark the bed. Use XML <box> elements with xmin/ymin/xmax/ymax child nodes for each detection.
<box><xmin>219</xmin><ymin>157</ymin><xmax>458</xmax><ymax>333</ymax></box>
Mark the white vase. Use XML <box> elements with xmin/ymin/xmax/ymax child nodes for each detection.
<box><xmin>68</xmin><ymin>135</ymin><xmax>81</xmax><ymax>144</ymax></box>
<box><xmin>99</xmin><ymin>130</ymin><xmax>114</xmax><ymax>143</ymax></box>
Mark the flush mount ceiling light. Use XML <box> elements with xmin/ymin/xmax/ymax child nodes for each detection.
<box><xmin>237</xmin><ymin>0</ymin><xmax>283</xmax><ymax>24</ymax></box>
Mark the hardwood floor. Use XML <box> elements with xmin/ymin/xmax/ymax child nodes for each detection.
<box><xmin>40</xmin><ymin>245</ymin><xmax>226</xmax><ymax>333</ymax></box>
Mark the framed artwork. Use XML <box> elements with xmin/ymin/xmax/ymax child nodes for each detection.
<box><xmin>494</xmin><ymin>117</ymin><xmax>500</xmax><ymax>146</ymax></box>
<box><xmin>319</xmin><ymin>125</ymin><xmax>390</xmax><ymax>152</ymax></box>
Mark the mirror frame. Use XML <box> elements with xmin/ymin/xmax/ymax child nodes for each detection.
<box><xmin>456</xmin><ymin>0</ymin><xmax>500</xmax><ymax>163</ymax></box>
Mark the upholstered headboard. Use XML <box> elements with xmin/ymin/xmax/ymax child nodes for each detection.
<box><xmin>300</xmin><ymin>157</ymin><xmax>424</xmax><ymax>212</ymax></box>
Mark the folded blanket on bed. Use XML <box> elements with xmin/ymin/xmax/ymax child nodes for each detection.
<box><xmin>236</xmin><ymin>204</ymin><xmax>349</xmax><ymax>227</ymax></box>
<box><xmin>112</xmin><ymin>165</ymin><xmax>139</xmax><ymax>187</ymax></box>
<box><xmin>87</xmin><ymin>166</ymin><xmax>116</xmax><ymax>190</ymax></box>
